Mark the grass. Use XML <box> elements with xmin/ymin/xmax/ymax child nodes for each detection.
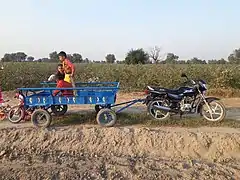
<box><xmin>52</xmin><ymin>111</ymin><xmax>240</xmax><ymax>128</ymax></box>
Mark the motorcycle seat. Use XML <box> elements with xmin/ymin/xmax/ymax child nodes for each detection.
<box><xmin>147</xmin><ymin>86</ymin><xmax>184</xmax><ymax>95</ymax></box>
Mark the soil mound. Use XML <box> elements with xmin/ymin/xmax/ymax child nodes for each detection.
<box><xmin>0</xmin><ymin>126</ymin><xmax>240</xmax><ymax>179</ymax></box>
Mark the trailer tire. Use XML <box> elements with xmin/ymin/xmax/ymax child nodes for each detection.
<box><xmin>31</xmin><ymin>109</ymin><xmax>52</xmax><ymax>128</ymax></box>
<box><xmin>96</xmin><ymin>108</ymin><xmax>116</xmax><ymax>127</ymax></box>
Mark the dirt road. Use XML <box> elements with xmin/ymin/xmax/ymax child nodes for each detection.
<box><xmin>0</xmin><ymin>92</ymin><xmax>240</xmax><ymax>179</ymax></box>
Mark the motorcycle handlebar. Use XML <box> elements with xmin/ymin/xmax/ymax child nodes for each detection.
<box><xmin>182</xmin><ymin>74</ymin><xmax>196</xmax><ymax>86</ymax></box>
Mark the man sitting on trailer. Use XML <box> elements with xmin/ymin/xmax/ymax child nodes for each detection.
<box><xmin>52</xmin><ymin>72</ymin><xmax>74</xmax><ymax>96</ymax></box>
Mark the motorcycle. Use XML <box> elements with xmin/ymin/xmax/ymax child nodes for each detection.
<box><xmin>144</xmin><ymin>73</ymin><xmax>226</xmax><ymax>122</ymax></box>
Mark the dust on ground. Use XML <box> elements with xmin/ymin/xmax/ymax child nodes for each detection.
<box><xmin>0</xmin><ymin>91</ymin><xmax>240</xmax><ymax>179</ymax></box>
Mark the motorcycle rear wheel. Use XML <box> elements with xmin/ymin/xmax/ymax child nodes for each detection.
<box><xmin>147</xmin><ymin>100</ymin><xmax>170</xmax><ymax>120</ymax></box>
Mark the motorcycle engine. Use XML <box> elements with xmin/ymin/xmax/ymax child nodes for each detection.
<box><xmin>180</xmin><ymin>97</ymin><xmax>193</xmax><ymax>112</ymax></box>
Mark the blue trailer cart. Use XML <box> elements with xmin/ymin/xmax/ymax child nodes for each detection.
<box><xmin>17</xmin><ymin>82</ymin><xmax>145</xmax><ymax>128</ymax></box>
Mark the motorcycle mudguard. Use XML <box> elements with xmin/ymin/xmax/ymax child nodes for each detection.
<box><xmin>144</xmin><ymin>93</ymin><xmax>166</xmax><ymax>105</ymax></box>
<box><xmin>197</xmin><ymin>97</ymin><xmax>221</xmax><ymax>114</ymax></box>
<box><xmin>205</xmin><ymin>97</ymin><xmax>220</xmax><ymax>103</ymax></box>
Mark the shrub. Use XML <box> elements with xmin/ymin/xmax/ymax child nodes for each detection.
<box><xmin>0</xmin><ymin>63</ymin><xmax>239</xmax><ymax>95</ymax></box>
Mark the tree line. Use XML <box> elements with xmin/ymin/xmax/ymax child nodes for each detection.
<box><xmin>1</xmin><ymin>47</ymin><xmax>240</xmax><ymax>64</ymax></box>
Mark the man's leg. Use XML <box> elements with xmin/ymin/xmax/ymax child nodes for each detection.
<box><xmin>69</xmin><ymin>76</ymin><xmax>76</xmax><ymax>96</ymax></box>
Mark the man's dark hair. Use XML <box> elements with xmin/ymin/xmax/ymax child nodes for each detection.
<box><xmin>55</xmin><ymin>71</ymin><xmax>65</xmax><ymax>80</ymax></box>
<box><xmin>58</xmin><ymin>51</ymin><xmax>67</xmax><ymax>58</ymax></box>
<box><xmin>58</xmin><ymin>64</ymin><xmax>63</xmax><ymax>67</ymax></box>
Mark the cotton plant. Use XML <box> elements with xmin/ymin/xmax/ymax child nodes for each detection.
<box><xmin>88</xmin><ymin>77</ymin><xmax>100</xmax><ymax>82</ymax></box>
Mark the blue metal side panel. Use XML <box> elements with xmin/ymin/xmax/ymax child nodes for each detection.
<box><xmin>25</xmin><ymin>95</ymin><xmax>53</xmax><ymax>106</ymax></box>
<box><xmin>24</xmin><ymin>92</ymin><xmax>116</xmax><ymax>106</ymax></box>
<box><xmin>19</xmin><ymin>81</ymin><xmax>119</xmax><ymax>107</ymax></box>
<box><xmin>53</xmin><ymin>96</ymin><xmax>84</xmax><ymax>105</ymax></box>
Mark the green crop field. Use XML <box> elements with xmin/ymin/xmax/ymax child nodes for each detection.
<box><xmin>0</xmin><ymin>62</ymin><xmax>239</xmax><ymax>97</ymax></box>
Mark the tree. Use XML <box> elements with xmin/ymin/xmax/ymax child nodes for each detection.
<box><xmin>125</xmin><ymin>48</ymin><xmax>149</xmax><ymax>64</ymax></box>
<box><xmin>218</xmin><ymin>58</ymin><xmax>227</xmax><ymax>64</ymax></box>
<box><xmin>2</xmin><ymin>53</ymin><xmax>13</xmax><ymax>62</ymax></box>
<box><xmin>228</xmin><ymin>48</ymin><xmax>240</xmax><ymax>64</ymax></box>
<box><xmin>149</xmin><ymin>46</ymin><xmax>161</xmax><ymax>63</ymax></box>
<box><xmin>208</xmin><ymin>58</ymin><xmax>227</xmax><ymax>64</ymax></box>
<box><xmin>38</xmin><ymin>58</ymin><xmax>50</xmax><ymax>62</ymax></box>
<box><xmin>105</xmin><ymin>54</ymin><xmax>116</xmax><ymax>63</ymax></box>
<box><xmin>27</xmin><ymin>56</ymin><xmax>34</xmax><ymax>62</ymax></box>
<box><xmin>14</xmin><ymin>52</ymin><xmax>27</xmax><ymax>61</ymax></box>
<box><xmin>165</xmin><ymin>53</ymin><xmax>179</xmax><ymax>63</ymax></box>
<box><xmin>49</xmin><ymin>51</ymin><xmax>58</xmax><ymax>62</ymax></box>
<box><xmin>187</xmin><ymin>57</ymin><xmax>206</xmax><ymax>64</ymax></box>
<box><xmin>72</xmin><ymin>53</ymin><xmax>83</xmax><ymax>63</ymax></box>
<box><xmin>2</xmin><ymin>52</ymin><xmax>27</xmax><ymax>62</ymax></box>
<box><xmin>83</xmin><ymin>58</ymin><xmax>90</xmax><ymax>63</ymax></box>
<box><xmin>177</xmin><ymin>60</ymin><xmax>187</xmax><ymax>64</ymax></box>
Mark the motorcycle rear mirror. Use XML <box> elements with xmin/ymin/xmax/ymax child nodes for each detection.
<box><xmin>181</xmin><ymin>73</ymin><xmax>187</xmax><ymax>78</ymax></box>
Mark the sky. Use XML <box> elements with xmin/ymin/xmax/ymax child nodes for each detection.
<box><xmin>0</xmin><ymin>0</ymin><xmax>239</xmax><ymax>61</ymax></box>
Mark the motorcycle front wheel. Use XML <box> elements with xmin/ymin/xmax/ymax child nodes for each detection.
<box><xmin>200</xmin><ymin>100</ymin><xmax>226</xmax><ymax>122</ymax></box>
<box><xmin>147</xmin><ymin>99</ymin><xmax>170</xmax><ymax>120</ymax></box>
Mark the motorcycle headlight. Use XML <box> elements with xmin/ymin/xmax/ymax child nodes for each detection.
<box><xmin>202</xmin><ymin>83</ymin><xmax>207</xmax><ymax>90</ymax></box>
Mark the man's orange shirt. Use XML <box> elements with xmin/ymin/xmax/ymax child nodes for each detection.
<box><xmin>63</xmin><ymin>59</ymin><xmax>75</xmax><ymax>74</ymax></box>
<box><xmin>53</xmin><ymin>80</ymin><xmax>73</xmax><ymax>96</ymax></box>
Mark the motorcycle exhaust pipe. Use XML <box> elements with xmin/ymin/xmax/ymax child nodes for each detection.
<box><xmin>153</xmin><ymin>105</ymin><xmax>178</xmax><ymax>113</ymax></box>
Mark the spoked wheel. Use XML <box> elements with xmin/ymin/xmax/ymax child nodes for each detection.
<box><xmin>7</xmin><ymin>106</ymin><xmax>25</xmax><ymax>123</ymax></box>
<box><xmin>31</xmin><ymin>109</ymin><xmax>52</xmax><ymax>128</ymax></box>
<box><xmin>200</xmin><ymin>100</ymin><xmax>226</xmax><ymax>122</ymax></box>
<box><xmin>51</xmin><ymin>105</ymin><xmax>68</xmax><ymax>116</ymax></box>
<box><xmin>147</xmin><ymin>99</ymin><xmax>170</xmax><ymax>120</ymax></box>
<box><xmin>96</xmin><ymin>108</ymin><xmax>117</xmax><ymax>127</ymax></box>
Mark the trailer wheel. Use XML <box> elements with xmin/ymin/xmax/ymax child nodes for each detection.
<box><xmin>51</xmin><ymin>105</ymin><xmax>68</xmax><ymax>116</ymax></box>
<box><xmin>31</xmin><ymin>109</ymin><xmax>52</xmax><ymax>128</ymax></box>
<box><xmin>96</xmin><ymin>108</ymin><xmax>117</xmax><ymax>127</ymax></box>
